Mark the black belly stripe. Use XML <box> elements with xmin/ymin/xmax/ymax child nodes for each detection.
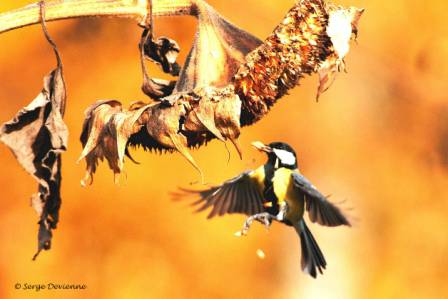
<box><xmin>263</xmin><ymin>164</ymin><xmax>279</xmax><ymax>215</ymax></box>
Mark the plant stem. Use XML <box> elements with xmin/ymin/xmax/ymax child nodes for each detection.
<box><xmin>0</xmin><ymin>0</ymin><xmax>197</xmax><ymax>34</ymax></box>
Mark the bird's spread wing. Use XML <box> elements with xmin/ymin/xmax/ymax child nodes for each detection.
<box><xmin>291</xmin><ymin>172</ymin><xmax>350</xmax><ymax>227</ymax></box>
<box><xmin>174</xmin><ymin>171</ymin><xmax>265</xmax><ymax>218</ymax></box>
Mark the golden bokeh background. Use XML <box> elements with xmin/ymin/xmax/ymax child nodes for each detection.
<box><xmin>0</xmin><ymin>0</ymin><xmax>447</xmax><ymax>298</ymax></box>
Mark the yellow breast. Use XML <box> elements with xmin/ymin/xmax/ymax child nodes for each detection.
<box><xmin>250</xmin><ymin>165</ymin><xmax>266</xmax><ymax>191</ymax></box>
<box><xmin>272</xmin><ymin>168</ymin><xmax>304</xmax><ymax>223</ymax></box>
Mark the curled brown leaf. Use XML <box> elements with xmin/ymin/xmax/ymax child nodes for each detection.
<box><xmin>0</xmin><ymin>1</ymin><xmax>67</xmax><ymax>260</ymax></box>
<box><xmin>78</xmin><ymin>100</ymin><xmax>152</xmax><ymax>185</ymax></box>
<box><xmin>140</xmin><ymin>28</ymin><xmax>179</xmax><ymax>100</ymax></box>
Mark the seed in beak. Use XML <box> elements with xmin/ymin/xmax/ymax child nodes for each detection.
<box><xmin>251</xmin><ymin>141</ymin><xmax>271</xmax><ymax>153</ymax></box>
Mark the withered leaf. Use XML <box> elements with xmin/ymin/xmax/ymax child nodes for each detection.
<box><xmin>316</xmin><ymin>54</ymin><xmax>340</xmax><ymax>101</ymax></box>
<box><xmin>140</xmin><ymin>28</ymin><xmax>179</xmax><ymax>100</ymax></box>
<box><xmin>79</xmin><ymin>100</ymin><xmax>151</xmax><ymax>185</ymax></box>
<box><xmin>138</xmin><ymin>99</ymin><xmax>205</xmax><ymax>182</ymax></box>
<box><xmin>183</xmin><ymin>87</ymin><xmax>242</xmax><ymax>158</ymax></box>
<box><xmin>174</xmin><ymin>1</ymin><xmax>262</xmax><ymax>93</ymax></box>
<box><xmin>143</xmin><ymin>34</ymin><xmax>181</xmax><ymax>76</ymax></box>
<box><xmin>316</xmin><ymin>6</ymin><xmax>365</xmax><ymax>100</ymax></box>
<box><xmin>0</xmin><ymin>2</ymin><xmax>67</xmax><ymax>260</ymax></box>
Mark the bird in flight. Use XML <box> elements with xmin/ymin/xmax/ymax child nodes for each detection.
<box><xmin>175</xmin><ymin>141</ymin><xmax>351</xmax><ymax>278</ymax></box>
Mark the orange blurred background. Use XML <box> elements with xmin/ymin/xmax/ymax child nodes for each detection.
<box><xmin>1</xmin><ymin>0</ymin><xmax>447</xmax><ymax>298</ymax></box>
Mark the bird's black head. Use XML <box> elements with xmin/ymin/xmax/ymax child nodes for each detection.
<box><xmin>252</xmin><ymin>141</ymin><xmax>298</xmax><ymax>169</ymax></box>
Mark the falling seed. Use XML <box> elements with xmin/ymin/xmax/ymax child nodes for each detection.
<box><xmin>256</xmin><ymin>249</ymin><xmax>266</xmax><ymax>259</ymax></box>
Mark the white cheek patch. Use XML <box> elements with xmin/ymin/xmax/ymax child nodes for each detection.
<box><xmin>273</xmin><ymin>149</ymin><xmax>296</xmax><ymax>166</ymax></box>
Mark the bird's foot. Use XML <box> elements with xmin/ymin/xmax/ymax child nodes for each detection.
<box><xmin>275</xmin><ymin>201</ymin><xmax>288</xmax><ymax>222</ymax></box>
<box><xmin>235</xmin><ymin>213</ymin><xmax>273</xmax><ymax>237</ymax></box>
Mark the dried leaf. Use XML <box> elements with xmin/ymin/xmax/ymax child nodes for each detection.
<box><xmin>0</xmin><ymin>2</ymin><xmax>67</xmax><ymax>259</ymax></box>
<box><xmin>183</xmin><ymin>87</ymin><xmax>242</xmax><ymax>158</ymax></box>
<box><xmin>143</xmin><ymin>35</ymin><xmax>181</xmax><ymax>76</ymax></box>
<box><xmin>316</xmin><ymin>54</ymin><xmax>340</xmax><ymax>100</ymax></box>
<box><xmin>78</xmin><ymin>100</ymin><xmax>151</xmax><ymax>185</ymax></box>
<box><xmin>349</xmin><ymin>8</ymin><xmax>365</xmax><ymax>40</ymax></box>
<box><xmin>174</xmin><ymin>1</ymin><xmax>262</xmax><ymax>92</ymax></box>
<box><xmin>213</xmin><ymin>90</ymin><xmax>242</xmax><ymax>158</ymax></box>
<box><xmin>316</xmin><ymin>6</ymin><xmax>365</xmax><ymax>100</ymax></box>
<box><xmin>140</xmin><ymin>28</ymin><xmax>179</xmax><ymax>99</ymax></box>
<box><xmin>144</xmin><ymin>101</ymin><xmax>204</xmax><ymax>181</ymax></box>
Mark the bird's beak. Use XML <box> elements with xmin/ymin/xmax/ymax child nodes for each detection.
<box><xmin>251</xmin><ymin>141</ymin><xmax>272</xmax><ymax>153</ymax></box>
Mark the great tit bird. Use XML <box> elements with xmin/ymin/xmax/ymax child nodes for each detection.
<box><xmin>175</xmin><ymin>141</ymin><xmax>350</xmax><ymax>278</ymax></box>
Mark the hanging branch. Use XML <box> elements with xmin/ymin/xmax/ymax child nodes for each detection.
<box><xmin>0</xmin><ymin>0</ymin><xmax>197</xmax><ymax>34</ymax></box>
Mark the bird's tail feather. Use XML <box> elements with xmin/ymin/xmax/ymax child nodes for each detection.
<box><xmin>294</xmin><ymin>220</ymin><xmax>326</xmax><ymax>278</ymax></box>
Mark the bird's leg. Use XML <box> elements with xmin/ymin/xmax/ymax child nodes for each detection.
<box><xmin>239</xmin><ymin>212</ymin><xmax>274</xmax><ymax>236</ymax></box>
<box><xmin>275</xmin><ymin>201</ymin><xmax>288</xmax><ymax>222</ymax></box>
<box><xmin>235</xmin><ymin>202</ymin><xmax>289</xmax><ymax>237</ymax></box>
